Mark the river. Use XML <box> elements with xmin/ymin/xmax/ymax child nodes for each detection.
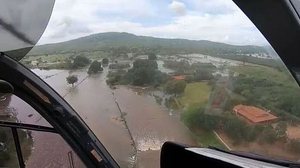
<box><xmin>9</xmin><ymin>67</ymin><xmax>196</xmax><ymax>168</ymax></box>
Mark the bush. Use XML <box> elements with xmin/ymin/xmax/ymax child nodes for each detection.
<box><xmin>106</xmin><ymin>70</ymin><xmax>127</xmax><ymax>85</ymax></box>
<box><xmin>72</xmin><ymin>56</ymin><xmax>90</xmax><ymax>68</ymax></box>
<box><xmin>164</xmin><ymin>80</ymin><xmax>187</xmax><ymax>96</ymax></box>
<box><xmin>223</xmin><ymin>118</ymin><xmax>247</xmax><ymax>142</ymax></box>
<box><xmin>182</xmin><ymin>107</ymin><xmax>220</xmax><ymax>131</ymax></box>
<box><xmin>258</xmin><ymin>125</ymin><xmax>278</xmax><ymax>144</ymax></box>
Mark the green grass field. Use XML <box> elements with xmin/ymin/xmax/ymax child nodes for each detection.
<box><xmin>231</xmin><ymin>65</ymin><xmax>297</xmax><ymax>87</ymax></box>
<box><xmin>180</xmin><ymin>82</ymin><xmax>211</xmax><ymax>108</ymax></box>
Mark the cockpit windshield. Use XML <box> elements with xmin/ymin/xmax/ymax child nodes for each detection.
<box><xmin>1</xmin><ymin>0</ymin><xmax>300</xmax><ymax>167</ymax></box>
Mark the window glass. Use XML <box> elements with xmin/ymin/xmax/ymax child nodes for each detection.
<box><xmin>0</xmin><ymin>93</ymin><xmax>86</xmax><ymax>167</ymax></box>
<box><xmin>16</xmin><ymin>0</ymin><xmax>300</xmax><ymax>167</ymax></box>
<box><xmin>0</xmin><ymin>94</ymin><xmax>52</xmax><ymax>127</ymax></box>
<box><xmin>0</xmin><ymin>127</ymin><xmax>19</xmax><ymax>167</ymax></box>
<box><xmin>21</xmin><ymin>131</ymin><xmax>86</xmax><ymax>168</ymax></box>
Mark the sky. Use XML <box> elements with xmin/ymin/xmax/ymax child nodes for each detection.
<box><xmin>39</xmin><ymin>0</ymin><xmax>269</xmax><ymax>45</ymax></box>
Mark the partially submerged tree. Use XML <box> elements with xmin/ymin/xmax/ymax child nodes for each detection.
<box><xmin>126</xmin><ymin>59</ymin><xmax>161</xmax><ymax>86</ymax></box>
<box><xmin>88</xmin><ymin>61</ymin><xmax>103</xmax><ymax>75</ymax></box>
<box><xmin>66</xmin><ymin>75</ymin><xmax>78</xmax><ymax>87</ymax></box>
<box><xmin>102</xmin><ymin>58</ymin><xmax>109</xmax><ymax>65</ymax></box>
<box><xmin>148</xmin><ymin>53</ymin><xmax>157</xmax><ymax>60</ymax></box>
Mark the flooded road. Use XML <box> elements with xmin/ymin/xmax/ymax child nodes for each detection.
<box><xmin>11</xmin><ymin>68</ymin><xmax>196</xmax><ymax>167</ymax></box>
<box><xmin>114</xmin><ymin>87</ymin><xmax>195</xmax><ymax>167</ymax></box>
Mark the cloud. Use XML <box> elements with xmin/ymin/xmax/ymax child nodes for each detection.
<box><xmin>168</xmin><ymin>1</ymin><xmax>186</xmax><ymax>16</ymax></box>
<box><xmin>38</xmin><ymin>0</ymin><xmax>269</xmax><ymax>45</ymax></box>
<box><xmin>185</xmin><ymin>0</ymin><xmax>238</xmax><ymax>15</ymax></box>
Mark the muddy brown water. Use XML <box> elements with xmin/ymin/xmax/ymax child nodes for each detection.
<box><xmin>9</xmin><ymin>68</ymin><xmax>196</xmax><ymax>168</ymax></box>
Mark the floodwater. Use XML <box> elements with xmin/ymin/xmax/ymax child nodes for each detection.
<box><xmin>114</xmin><ymin>87</ymin><xmax>195</xmax><ymax>167</ymax></box>
<box><xmin>9</xmin><ymin>67</ymin><xmax>196</xmax><ymax>167</ymax></box>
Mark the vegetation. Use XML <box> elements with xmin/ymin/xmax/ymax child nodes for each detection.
<box><xmin>163</xmin><ymin>60</ymin><xmax>190</xmax><ymax>74</ymax></box>
<box><xmin>179</xmin><ymin>64</ymin><xmax>297</xmax><ymax>146</ymax></box>
<box><xmin>230</xmin><ymin>65</ymin><xmax>300</xmax><ymax>119</ymax></box>
<box><xmin>191</xmin><ymin>68</ymin><xmax>214</xmax><ymax>81</ymax></box>
<box><xmin>164</xmin><ymin>80</ymin><xmax>187</xmax><ymax>96</ymax></box>
<box><xmin>181</xmin><ymin>106</ymin><xmax>281</xmax><ymax>145</ymax></box>
<box><xmin>108</xmin><ymin>63</ymin><xmax>130</xmax><ymax>69</ymax></box>
<box><xmin>163</xmin><ymin>60</ymin><xmax>216</xmax><ymax>82</ymax></box>
<box><xmin>182</xmin><ymin>107</ymin><xmax>220</xmax><ymax>131</ymax></box>
<box><xmin>148</xmin><ymin>53</ymin><xmax>157</xmax><ymax>60</ymax></box>
<box><xmin>66</xmin><ymin>75</ymin><xmax>78</xmax><ymax>86</ymax></box>
<box><xmin>102</xmin><ymin>58</ymin><xmax>109</xmax><ymax>65</ymax></box>
<box><xmin>29</xmin><ymin>32</ymin><xmax>268</xmax><ymax>60</ymax></box>
<box><xmin>72</xmin><ymin>55</ymin><xmax>90</xmax><ymax>68</ymax></box>
<box><xmin>20</xmin><ymin>32</ymin><xmax>300</xmax><ymax>158</ymax></box>
<box><xmin>125</xmin><ymin>59</ymin><xmax>167</xmax><ymax>86</ymax></box>
<box><xmin>88</xmin><ymin>61</ymin><xmax>103</xmax><ymax>74</ymax></box>
<box><xmin>180</xmin><ymin>82</ymin><xmax>211</xmax><ymax>108</ymax></box>
<box><xmin>107</xmin><ymin>59</ymin><xmax>168</xmax><ymax>86</ymax></box>
<box><xmin>106</xmin><ymin>70</ymin><xmax>126</xmax><ymax>85</ymax></box>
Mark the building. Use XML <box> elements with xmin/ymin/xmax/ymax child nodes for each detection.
<box><xmin>172</xmin><ymin>75</ymin><xmax>186</xmax><ymax>80</ymax></box>
<box><xmin>233</xmin><ymin>105</ymin><xmax>278</xmax><ymax>124</ymax></box>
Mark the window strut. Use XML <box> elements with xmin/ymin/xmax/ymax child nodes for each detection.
<box><xmin>11</xmin><ymin>127</ymin><xmax>25</xmax><ymax>168</ymax></box>
<box><xmin>68</xmin><ymin>151</ymin><xmax>75</xmax><ymax>168</ymax></box>
<box><xmin>0</xmin><ymin>120</ymin><xmax>57</xmax><ymax>133</ymax></box>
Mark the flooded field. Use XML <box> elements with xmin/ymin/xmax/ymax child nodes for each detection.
<box><xmin>9</xmin><ymin>67</ymin><xmax>196</xmax><ymax>167</ymax></box>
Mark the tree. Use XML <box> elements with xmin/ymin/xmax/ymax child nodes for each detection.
<box><xmin>223</xmin><ymin>118</ymin><xmax>247</xmax><ymax>142</ymax></box>
<box><xmin>66</xmin><ymin>75</ymin><xmax>78</xmax><ymax>87</ymax></box>
<box><xmin>72</xmin><ymin>56</ymin><xmax>90</xmax><ymax>68</ymax></box>
<box><xmin>164</xmin><ymin>80</ymin><xmax>187</xmax><ymax>96</ymax></box>
<box><xmin>124</xmin><ymin>59</ymin><xmax>160</xmax><ymax>86</ymax></box>
<box><xmin>88</xmin><ymin>61</ymin><xmax>103</xmax><ymax>74</ymax></box>
<box><xmin>181</xmin><ymin>107</ymin><xmax>220</xmax><ymax>131</ymax></box>
<box><xmin>258</xmin><ymin>125</ymin><xmax>277</xmax><ymax>144</ymax></box>
<box><xmin>132</xmin><ymin>59</ymin><xmax>158</xmax><ymax>70</ymax></box>
<box><xmin>102</xmin><ymin>58</ymin><xmax>109</xmax><ymax>65</ymax></box>
<box><xmin>193</xmin><ymin>68</ymin><xmax>213</xmax><ymax>81</ymax></box>
<box><xmin>127</xmin><ymin>68</ymin><xmax>155</xmax><ymax>85</ymax></box>
<box><xmin>114</xmin><ymin>59</ymin><xmax>167</xmax><ymax>86</ymax></box>
<box><xmin>148</xmin><ymin>53</ymin><xmax>157</xmax><ymax>60</ymax></box>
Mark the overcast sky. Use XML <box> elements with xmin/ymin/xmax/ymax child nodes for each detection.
<box><xmin>39</xmin><ymin>0</ymin><xmax>269</xmax><ymax>45</ymax></box>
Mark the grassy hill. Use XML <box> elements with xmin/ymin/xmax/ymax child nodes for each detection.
<box><xmin>30</xmin><ymin>32</ymin><xmax>267</xmax><ymax>56</ymax></box>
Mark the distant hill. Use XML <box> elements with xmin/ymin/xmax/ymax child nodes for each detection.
<box><xmin>30</xmin><ymin>32</ymin><xmax>267</xmax><ymax>56</ymax></box>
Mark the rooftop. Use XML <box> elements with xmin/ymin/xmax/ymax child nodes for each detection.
<box><xmin>233</xmin><ymin>105</ymin><xmax>278</xmax><ymax>123</ymax></box>
<box><xmin>172</xmin><ymin>75</ymin><xmax>186</xmax><ymax>80</ymax></box>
